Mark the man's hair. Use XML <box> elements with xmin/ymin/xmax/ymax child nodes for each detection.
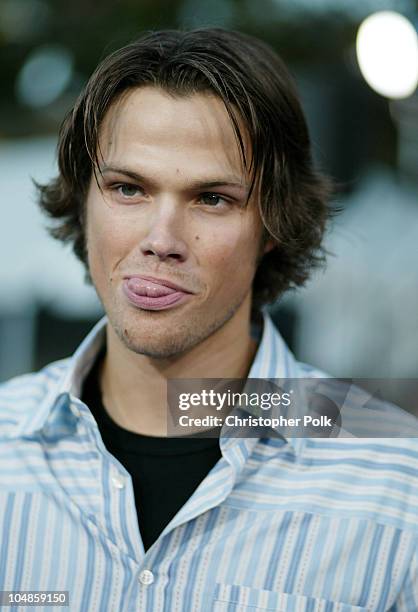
<box><xmin>37</xmin><ymin>28</ymin><xmax>332</xmax><ymax>316</ymax></box>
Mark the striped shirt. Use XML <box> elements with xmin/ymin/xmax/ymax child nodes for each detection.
<box><xmin>1</xmin><ymin>312</ymin><xmax>418</xmax><ymax>611</ymax></box>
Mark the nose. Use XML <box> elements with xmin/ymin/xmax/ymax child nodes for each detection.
<box><xmin>139</xmin><ymin>200</ymin><xmax>188</xmax><ymax>263</ymax></box>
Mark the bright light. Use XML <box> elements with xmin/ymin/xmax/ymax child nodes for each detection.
<box><xmin>16</xmin><ymin>46</ymin><xmax>73</xmax><ymax>108</ymax></box>
<box><xmin>356</xmin><ymin>11</ymin><xmax>418</xmax><ymax>99</ymax></box>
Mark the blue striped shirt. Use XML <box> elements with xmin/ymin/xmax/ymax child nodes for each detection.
<box><xmin>1</xmin><ymin>313</ymin><xmax>418</xmax><ymax>611</ymax></box>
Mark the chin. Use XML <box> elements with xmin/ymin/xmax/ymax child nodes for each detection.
<box><xmin>123</xmin><ymin>333</ymin><xmax>196</xmax><ymax>359</ymax></box>
<box><xmin>115</xmin><ymin>313</ymin><xmax>200</xmax><ymax>358</ymax></box>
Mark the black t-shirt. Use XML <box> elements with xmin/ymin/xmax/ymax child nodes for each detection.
<box><xmin>81</xmin><ymin>354</ymin><xmax>222</xmax><ymax>551</ymax></box>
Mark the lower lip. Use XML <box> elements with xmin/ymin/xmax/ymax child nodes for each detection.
<box><xmin>122</xmin><ymin>280</ymin><xmax>191</xmax><ymax>311</ymax></box>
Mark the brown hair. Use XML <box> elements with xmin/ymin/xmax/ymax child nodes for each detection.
<box><xmin>37</xmin><ymin>28</ymin><xmax>332</xmax><ymax>316</ymax></box>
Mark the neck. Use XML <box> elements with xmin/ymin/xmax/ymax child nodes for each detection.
<box><xmin>99</xmin><ymin>301</ymin><xmax>260</xmax><ymax>437</ymax></box>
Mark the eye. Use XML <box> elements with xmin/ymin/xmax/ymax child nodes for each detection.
<box><xmin>199</xmin><ymin>193</ymin><xmax>227</xmax><ymax>207</ymax></box>
<box><xmin>117</xmin><ymin>183</ymin><xmax>143</xmax><ymax>198</ymax></box>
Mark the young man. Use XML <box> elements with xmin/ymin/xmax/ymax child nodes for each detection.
<box><xmin>1</xmin><ymin>29</ymin><xmax>417</xmax><ymax>611</ymax></box>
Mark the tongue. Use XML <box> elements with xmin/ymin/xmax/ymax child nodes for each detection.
<box><xmin>127</xmin><ymin>278</ymin><xmax>177</xmax><ymax>297</ymax></box>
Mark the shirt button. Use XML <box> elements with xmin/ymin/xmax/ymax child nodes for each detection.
<box><xmin>111</xmin><ymin>475</ymin><xmax>125</xmax><ymax>489</ymax></box>
<box><xmin>139</xmin><ymin>569</ymin><xmax>154</xmax><ymax>586</ymax></box>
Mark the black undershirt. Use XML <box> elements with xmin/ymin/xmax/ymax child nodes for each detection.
<box><xmin>81</xmin><ymin>353</ymin><xmax>222</xmax><ymax>551</ymax></box>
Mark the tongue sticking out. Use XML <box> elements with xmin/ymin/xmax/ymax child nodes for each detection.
<box><xmin>126</xmin><ymin>278</ymin><xmax>178</xmax><ymax>298</ymax></box>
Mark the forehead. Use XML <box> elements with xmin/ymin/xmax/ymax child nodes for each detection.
<box><xmin>98</xmin><ymin>86</ymin><xmax>250</xmax><ymax>180</ymax></box>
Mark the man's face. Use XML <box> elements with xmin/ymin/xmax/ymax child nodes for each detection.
<box><xmin>86</xmin><ymin>86</ymin><xmax>268</xmax><ymax>358</ymax></box>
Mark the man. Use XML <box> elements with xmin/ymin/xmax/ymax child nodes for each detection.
<box><xmin>1</xmin><ymin>29</ymin><xmax>417</xmax><ymax>611</ymax></box>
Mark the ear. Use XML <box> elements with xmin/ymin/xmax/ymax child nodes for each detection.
<box><xmin>263</xmin><ymin>238</ymin><xmax>275</xmax><ymax>254</ymax></box>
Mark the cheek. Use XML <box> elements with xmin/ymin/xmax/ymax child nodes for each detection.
<box><xmin>200</xmin><ymin>221</ymin><xmax>260</xmax><ymax>283</ymax></box>
<box><xmin>86</xmin><ymin>199</ymin><xmax>133</xmax><ymax>284</ymax></box>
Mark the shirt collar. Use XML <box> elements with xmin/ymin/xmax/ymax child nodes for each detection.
<box><xmin>19</xmin><ymin>317</ymin><xmax>107</xmax><ymax>437</ymax></box>
<box><xmin>219</xmin><ymin>307</ymin><xmax>306</xmax><ymax>458</ymax></box>
<box><xmin>29</xmin><ymin>309</ymin><xmax>305</xmax><ymax>455</ymax></box>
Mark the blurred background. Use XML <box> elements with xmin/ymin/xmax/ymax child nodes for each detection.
<box><xmin>1</xmin><ymin>0</ymin><xmax>418</xmax><ymax>391</ymax></box>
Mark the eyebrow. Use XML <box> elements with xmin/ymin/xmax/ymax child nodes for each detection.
<box><xmin>99</xmin><ymin>165</ymin><xmax>249</xmax><ymax>193</ymax></box>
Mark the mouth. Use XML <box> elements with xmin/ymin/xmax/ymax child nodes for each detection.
<box><xmin>122</xmin><ymin>275</ymin><xmax>194</xmax><ymax>311</ymax></box>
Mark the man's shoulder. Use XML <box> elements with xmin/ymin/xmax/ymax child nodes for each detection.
<box><xmin>293</xmin><ymin>357</ymin><xmax>418</xmax><ymax>439</ymax></box>
<box><xmin>256</xmin><ymin>434</ymin><xmax>418</xmax><ymax>532</ymax></box>
<box><xmin>263</xmin><ymin>352</ymin><xmax>418</xmax><ymax>468</ymax></box>
<box><xmin>261</xmin><ymin>432</ymin><xmax>418</xmax><ymax>458</ymax></box>
<box><xmin>0</xmin><ymin>359</ymin><xmax>71</xmax><ymax>437</ymax></box>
